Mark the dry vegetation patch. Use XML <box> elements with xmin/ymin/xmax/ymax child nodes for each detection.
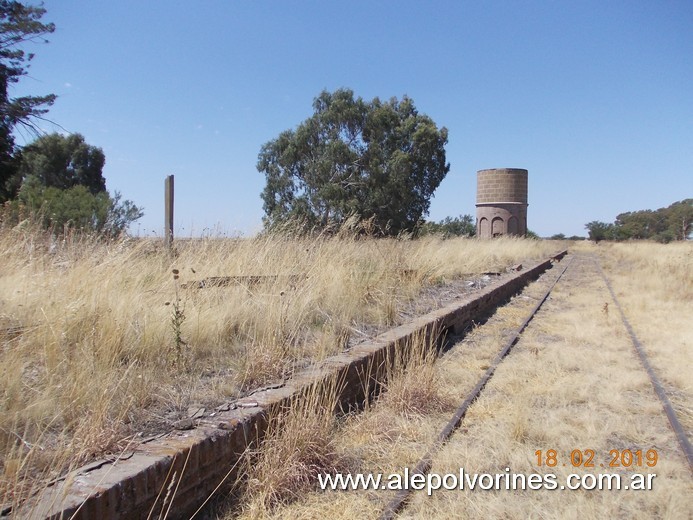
<box><xmin>221</xmin><ymin>253</ymin><xmax>567</xmax><ymax>518</ymax></box>
<box><xmin>232</xmin><ymin>381</ymin><xmax>349</xmax><ymax>518</ymax></box>
<box><xmin>0</xmin><ymin>220</ymin><xmax>556</xmax><ymax>508</ymax></box>
<box><xmin>403</xmin><ymin>251</ymin><xmax>691</xmax><ymax>519</ymax></box>
<box><xmin>228</xmin><ymin>244</ymin><xmax>692</xmax><ymax>519</ymax></box>
<box><xmin>594</xmin><ymin>241</ymin><xmax>692</xmax><ymax>433</ymax></box>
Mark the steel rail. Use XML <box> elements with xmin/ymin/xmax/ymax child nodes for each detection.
<box><xmin>380</xmin><ymin>255</ymin><xmax>574</xmax><ymax>519</ymax></box>
<box><xmin>595</xmin><ymin>258</ymin><xmax>693</xmax><ymax>473</ymax></box>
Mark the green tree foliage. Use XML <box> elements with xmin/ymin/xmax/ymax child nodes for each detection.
<box><xmin>585</xmin><ymin>199</ymin><xmax>692</xmax><ymax>243</ymax></box>
<box><xmin>258</xmin><ymin>88</ymin><xmax>450</xmax><ymax>235</ymax></box>
<box><xmin>0</xmin><ymin>1</ymin><xmax>56</xmax><ymax>201</ymax></box>
<box><xmin>8</xmin><ymin>132</ymin><xmax>106</xmax><ymax>195</ymax></box>
<box><xmin>0</xmin><ymin>5</ymin><xmax>143</xmax><ymax>236</ymax></box>
<box><xmin>419</xmin><ymin>214</ymin><xmax>475</xmax><ymax>237</ymax></box>
<box><xmin>666</xmin><ymin>200</ymin><xmax>693</xmax><ymax>241</ymax></box>
<box><xmin>585</xmin><ymin>220</ymin><xmax>615</xmax><ymax>242</ymax></box>
<box><xmin>5</xmin><ymin>132</ymin><xmax>143</xmax><ymax>236</ymax></box>
<box><xmin>548</xmin><ymin>233</ymin><xmax>586</xmax><ymax>241</ymax></box>
<box><xmin>11</xmin><ymin>179</ymin><xmax>142</xmax><ymax>236</ymax></box>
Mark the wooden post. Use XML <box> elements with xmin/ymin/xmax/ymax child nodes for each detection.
<box><xmin>164</xmin><ymin>175</ymin><xmax>174</xmax><ymax>250</ymax></box>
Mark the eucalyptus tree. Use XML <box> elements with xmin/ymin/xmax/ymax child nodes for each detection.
<box><xmin>258</xmin><ymin>89</ymin><xmax>450</xmax><ymax>235</ymax></box>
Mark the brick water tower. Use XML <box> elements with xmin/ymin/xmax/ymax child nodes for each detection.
<box><xmin>476</xmin><ymin>168</ymin><xmax>528</xmax><ymax>238</ymax></box>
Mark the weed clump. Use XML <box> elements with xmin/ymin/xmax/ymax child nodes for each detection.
<box><xmin>165</xmin><ymin>268</ymin><xmax>188</xmax><ymax>369</ymax></box>
<box><xmin>237</xmin><ymin>381</ymin><xmax>351</xmax><ymax>515</ymax></box>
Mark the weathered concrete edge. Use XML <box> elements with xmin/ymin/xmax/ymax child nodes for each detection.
<box><xmin>24</xmin><ymin>250</ymin><xmax>568</xmax><ymax>520</ymax></box>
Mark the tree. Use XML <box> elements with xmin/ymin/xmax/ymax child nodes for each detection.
<box><xmin>13</xmin><ymin>179</ymin><xmax>143</xmax><ymax>236</ymax></box>
<box><xmin>104</xmin><ymin>190</ymin><xmax>144</xmax><ymax>236</ymax></box>
<box><xmin>0</xmin><ymin>1</ymin><xmax>56</xmax><ymax>201</ymax></box>
<box><xmin>9</xmin><ymin>132</ymin><xmax>106</xmax><ymax>195</ymax></box>
<box><xmin>614</xmin><ymin>209</ymin><xmax>664</xmax><ymax>240</ymax></box>
<box><xmin>419</xmin><ymin>214</ymin><xmax>475</xmax><ymax>237</ymax></box>
<box><xmin>8</xmin><ymin>132</ymin><xmax>143</xmax><ymax>236</ymax></box>
<box><xmin>258</xmin><ymin>89</ymin><xmax>450</xmax><ymax>235</ymax></box>
<box><xmin>664</xmin><ymin>199</ymin><xmax>692</xmax><ymax>241</ymax></box>
<box><xmin>585</xmin><ymin>221</ymin><xmax>614</xmax><ymax>242</ymax></box>
<box><xmin>588</xmin><ymin>199</ymin><xmax>692</xmax><ymax>243</ymax></box>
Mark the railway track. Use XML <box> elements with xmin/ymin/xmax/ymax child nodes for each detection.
<box><xmin>594</xmin><ymin>258</ymin><xmax>693</xmax><ymax>472</ymax></box>
<box><xmin>380</xmin><ymin>256</ymin><xmax>574</xmax><ymax>518</ymax></box>
<box><xmin>11</xmin><ymin>248</ymin><xmax>690</xmax><ymax>519</ymax></box>
<box><xmin>11</xmin><ymin>252</ymin><xmax>565</xmax><ymax>519</ymax></box>
<box><xmin>374</xmin><ymin>252</ymin><xmax>691</xmax><ymax>519</ymax></box>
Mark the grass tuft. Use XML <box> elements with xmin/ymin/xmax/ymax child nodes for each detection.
<box><xmin>236</xmin><ymin>380</ymin><xmax>350</xmax><ymax>517</ymax></box>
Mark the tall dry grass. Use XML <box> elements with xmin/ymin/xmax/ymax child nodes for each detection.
<box><xmin>232</xmin><ymin>243</ymin><xmax>693</xmax><ymax>519</ymax></box>
<box><xmin>0</xmin><ymin>215</ymin><xmax>556</xmax><ymax>505</ymax></box>
<box><xmin>228</xmin><ymin>329</ymin><xmax>448</xmax><ymax>520</ymax></box>
<box><xmin>231</xmin><ymin>377</ymin><xmax>348</xmax><ymax>519</ymax></box>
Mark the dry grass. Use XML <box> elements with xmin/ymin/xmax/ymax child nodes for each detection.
<box><xmin>594</xmin><ymin>241</ymin><xmax>693</xmax><ymax>433</ymax></box>
<box><xmin>233</xmin><ymin>243</ymin><xmax>693</xmax><ymax>519</ymax></box>
<box><xmin>377</xmin><ymin>329</ymin><xmax>454</xmax><ymax>419</ymax></box>
<box><xmin>0</xmin><ymin>216</ymin><xmax>556</xmax><ymax>508</ymax></box>
<box><xmin>219</xmin><ymin>260</ymin><xmax>561</xmax><ymax>519</ymax></box>
<box><xmin>231</xmin><ymin>378</ymin><xmax>348</xmax><ymax>519</ymax></box>
<box><xmin>405</xmin><ymin>249</ymin><xmax>692</xmax><ymax>519</ymax></box>
<box><xmin>226</xmin><ymin>329</ymin><xmax>454</xmax><ymax>520</ymax></box>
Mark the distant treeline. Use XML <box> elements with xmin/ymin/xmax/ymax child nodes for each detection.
<box><xmin>547</xmin><ymin>234</ymin><xmax>586</xmax><ymax>241</ymax></box>
<box><xmin>418</xmin><ymin>214</ymin><xmax>476</xmax><ymax>237</ymax></box>
<box><xmin>585</xmin><ymin>199</ymin><xmax>692</xmax><ymax>243</ymax></box>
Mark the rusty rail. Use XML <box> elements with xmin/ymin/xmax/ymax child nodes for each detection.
<box><xmin>595</xmin><ymin>259</ymin><xmax>693</xmax><ymax>473</ymax></box>
<box><xmin>381</xmin><ymin>255</ymin><xmax>573</xmax><ymax>519</ymax></box>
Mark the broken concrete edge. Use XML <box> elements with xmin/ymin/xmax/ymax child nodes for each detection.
<box><xmin>17</xmin><ymin>250</ymin><xmax>568</xmax><ymax>520</ymax></box>
<box><xmin>181</xmin><ymin>269</ymin><xmax>422</xmax><ymax>290</ymax></box>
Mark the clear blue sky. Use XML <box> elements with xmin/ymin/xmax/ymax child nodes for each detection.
<box><xmin>13</xmin><ymin>0</ymin><xmax>693</xmax><ymax>237</ymax></box>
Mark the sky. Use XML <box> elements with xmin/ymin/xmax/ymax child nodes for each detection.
<box><xmin>13</xmin><ymin>0</ymin><xmax>693</xmax><ymax>238</ymax></box>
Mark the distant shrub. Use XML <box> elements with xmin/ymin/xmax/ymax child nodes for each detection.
<box><xmin>418</xmin><ymin>214</ymin><xmax>476</xmax><ymax>238</ymax></box>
